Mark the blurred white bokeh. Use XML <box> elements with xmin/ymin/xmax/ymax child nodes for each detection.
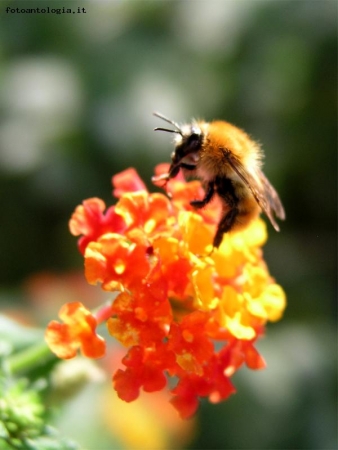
<box><xmin>0</xmin><ymin>57</ymin><xmax>83</xmax><ymax>173</ymax></box>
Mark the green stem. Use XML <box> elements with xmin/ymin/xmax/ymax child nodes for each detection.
<box><xmin>7</xmin><ymin>341</ymin><xmax>56</xmax><ymax>375</ymax></box>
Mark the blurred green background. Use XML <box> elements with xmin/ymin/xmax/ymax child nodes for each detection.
<box><xmin>0</xmin><ymin>1</ymin><xmax>336</xmax><ymax>449</ymax></box>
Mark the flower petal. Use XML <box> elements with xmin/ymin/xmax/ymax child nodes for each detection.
<box><xmin>45</xmin><ymin>302</ymin><xmax>106</xmax><ymax>359</ymax></box>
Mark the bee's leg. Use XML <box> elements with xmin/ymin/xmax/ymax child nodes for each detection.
<box><xmin>168</xmin><ymin>162</ymin><xmax>196</xmax><ymax>179</ymax></box>
<box><xmin>213</xmin><ymin>177</ymin><xmax>239</xmax><ymax>247</ymax></box>
<box><xmin>190</xmin><ymin>181</ymin><xmax>215</xmax><ymax>209</ymax></box>
<box><xmin>213</xmin><ymin>208</ymin><xmax>238</xmax><ymax>247</ymax></box>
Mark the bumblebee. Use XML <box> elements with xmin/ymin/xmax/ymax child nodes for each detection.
<box><xmin>153</xmin><ymin>112</ymin><xmax>285</xmax><ymax>248</ymax></box>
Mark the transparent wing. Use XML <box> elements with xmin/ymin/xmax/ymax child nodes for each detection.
<box><xmin>223</xmin><ymin>150</ymin><xmax>285</xmax><ymax>231</ymax></box>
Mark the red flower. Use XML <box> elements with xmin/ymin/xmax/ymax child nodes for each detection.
<box><xmin>69</xmin><ymin>198</ymin><xmax>126</xmax><ymax>254</ymax></box>
<box><xmin>112</xmin><ymin>167</ymin><xmax>147</xmax><ymax>198</ymax></box>
<box><xmin>46</xmin><ymin>166</ymin><xmax>286</xmax><ymax>418</ymax></box>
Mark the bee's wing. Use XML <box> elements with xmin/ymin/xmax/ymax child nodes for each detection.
<box><xmin>255</xmin><ymin>166</ymin><xmax>285</xmax><ymax>221</ymax></box>
<box><xmin>223</xmin><ymin>150</ymin><xmax>285</xmax><ymax>231</ymax></box>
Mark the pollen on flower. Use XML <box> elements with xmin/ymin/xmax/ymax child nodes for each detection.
<box><xmin>144</xmin><ymin>218</ymin><xmax>157</xmax><ymax>234</ymax></box>
<box><xmin>114</xmin><ymin>259</ymin><xmax>126</xmax><ymax>275</ymax></box>
<box><xmin>134</xmin><ymin>307</ymin><xmax>148</xmax><ymax>322</ymax></box>
<box><xmin>107</xmin><ymin>317</ymin><xmax>140</xmax><ymax>347</ymax></box>
<box><xmin>176</xmin><ymin>353</ymin><xmax>203</xmax><ymax>376</ymax></box>
<box><xmin>48</xmin><ymin>164</ymin><xmax>286</xmax><ymax>419</ymax></box>
<box><xmin>182</xmin><ymin>330</ymin><xmax>194</xmax><ymax>343</ymax></box>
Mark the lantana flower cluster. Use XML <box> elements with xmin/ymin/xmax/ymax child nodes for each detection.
<box><xmin>45</xmin><ymin>165</ymin><xmax>286</xmax><ymax>418</ymax></box>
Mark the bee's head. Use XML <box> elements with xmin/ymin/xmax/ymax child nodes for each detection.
<box><xmin>173</xmin><ymin>124</ymin><xmax>203</xmax><ymax>161</ymax></box>
<box><xmin>153</xmin><ymin>112</ymin><xmax>204</xmax><ymax>165</ymax></box>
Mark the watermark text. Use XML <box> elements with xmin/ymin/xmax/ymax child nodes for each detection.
<box><xmin>5</xmin><ymin>6</ymin><xmax>87</xmax><ymax>15</ymax></box>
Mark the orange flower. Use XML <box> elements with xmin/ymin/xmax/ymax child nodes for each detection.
<box><xmin>45</xmin><ymin>302</ymin><xmax>106</xmax><ymax>359</ymax></box>
<box><xmin>46</xmin><ymin>166</ymin><xmax>286</xmax><ymax>418</ymax></box>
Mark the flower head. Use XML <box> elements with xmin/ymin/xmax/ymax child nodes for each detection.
<box><xmin>46</xmin><ymin>165</ymin><xmax>286</xmax><ymax>418</ymax></box>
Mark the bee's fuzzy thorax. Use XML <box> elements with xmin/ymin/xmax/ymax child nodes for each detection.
<box><xmin>204</xmin><ymin>121</ymin><xmax>262</xmax><ymax>166</ymax></box>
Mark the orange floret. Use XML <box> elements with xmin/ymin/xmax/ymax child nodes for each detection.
<box><xmin>45</xmin><ymin>302</ymin><xmax>106</xmax><ymax>359</ymax></box>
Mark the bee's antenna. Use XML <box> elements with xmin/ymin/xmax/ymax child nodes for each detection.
<box><xmin>153</xmin><ymin>112</ymin><xmax>183</xmax><ymax>135</ymax></box>
<box><xmin>154</xmin><ymin>127</ymin><xmax>182</xmax><ymax>134</ymax></box>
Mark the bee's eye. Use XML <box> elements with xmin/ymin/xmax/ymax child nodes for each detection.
<box><xmin>187</xmin><ymin>133</ymin><xmax>201</xmax><ymax>149</ymax></box>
